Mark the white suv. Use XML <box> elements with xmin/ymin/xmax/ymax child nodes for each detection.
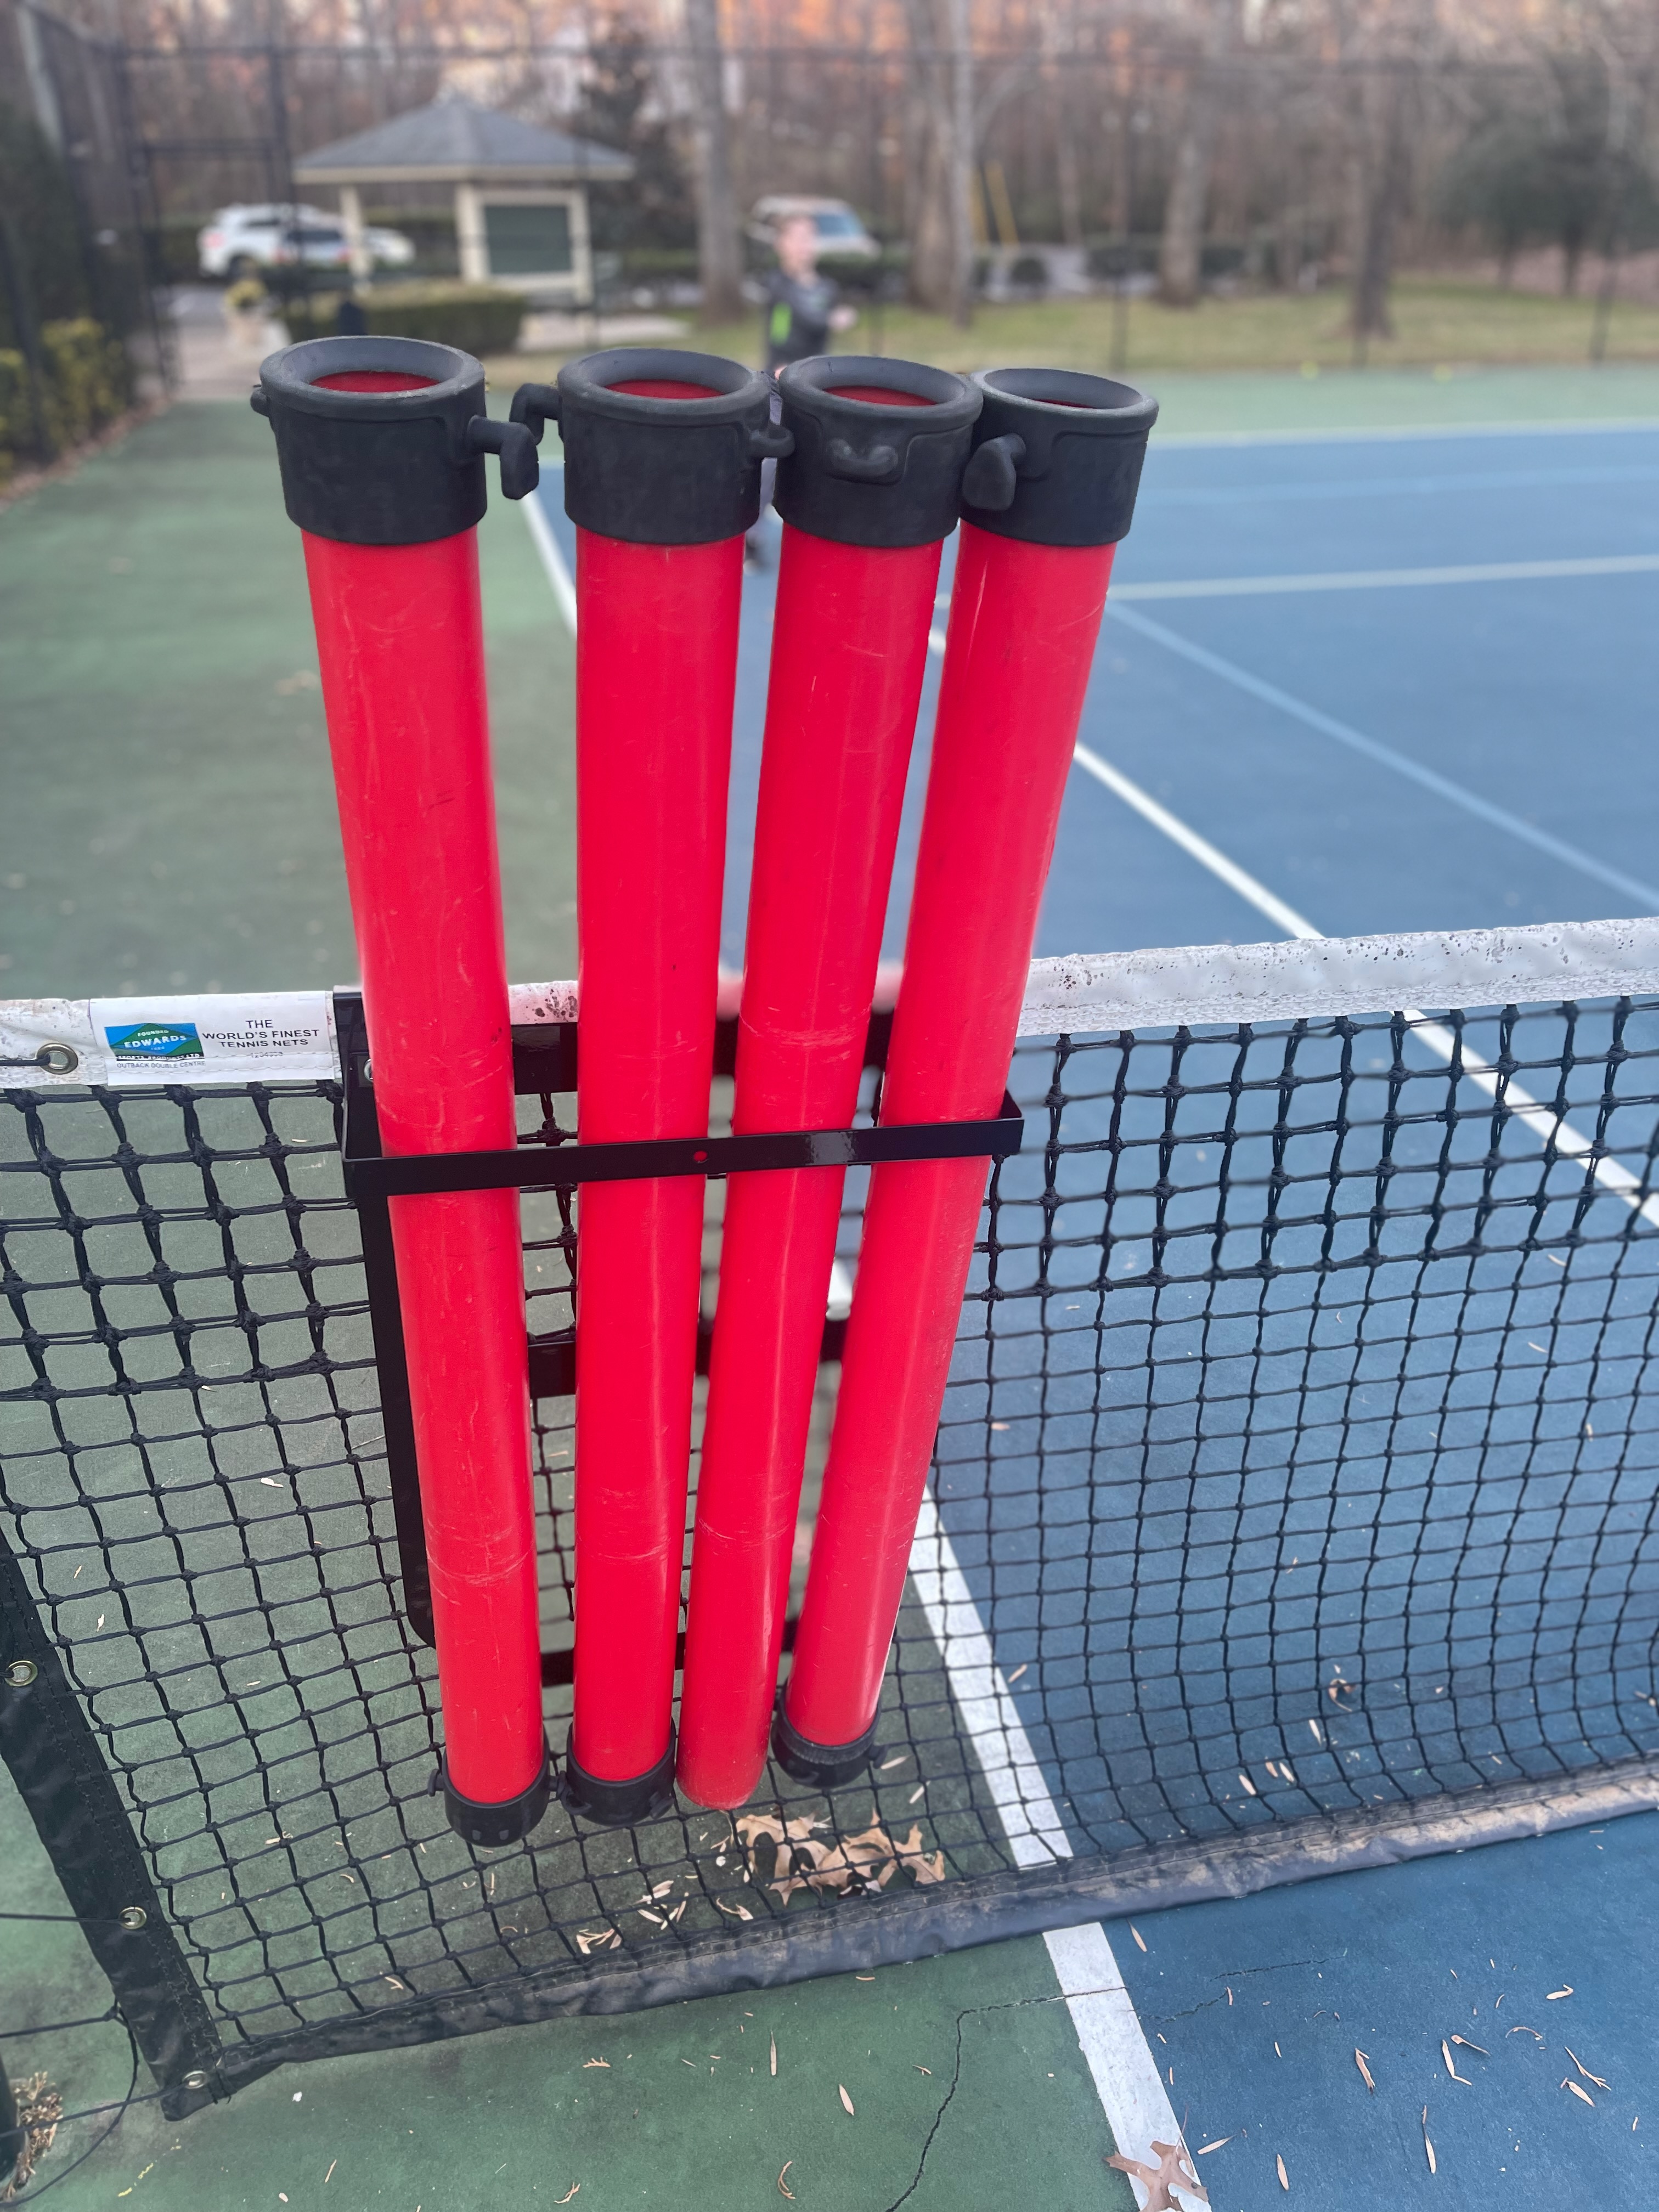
<box><xmin>197</xmin><ymin>205</ymin><xmax>414</xmax><ymax>280</ymax></box>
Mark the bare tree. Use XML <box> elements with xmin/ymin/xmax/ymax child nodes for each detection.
<box><xmin>684</xmin><ymin>0</ymin><xmax>743</xmax><ymax>323</ymax></box>
<box><xmin>901</xmin><ymin>0</ymin><xmax>974</xmax><ymax>325</ymax></box>
<box><xmin>1158</xmin><ymin>0</ymin><xmax>1236</xmax><ymax>306</ymax></box>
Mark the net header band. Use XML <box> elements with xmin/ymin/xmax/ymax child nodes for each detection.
<box><xmin>5</xmin><ymin>917</ymin><xmax>1659</xmax><ymax>1091</ymax></box>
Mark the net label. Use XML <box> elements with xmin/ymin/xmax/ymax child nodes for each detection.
<box><xmin>0</xmin><ymin>993</ymin><xmax>340</xmax><ymax>1088</ymax></box>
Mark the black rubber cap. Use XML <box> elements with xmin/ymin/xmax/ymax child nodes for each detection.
<box><xmin>771</xmin><ymin>1700</ymin><xmax>879</xmax><ymax>1790</ymax></box>
<box><xmin>252</xmin><ymin>335</ymin><xmax>537</xmax><ymax>545</ymax></box>
<box><xmin>958</xmin><ymin>367</ymin><xmax>1158</xmax><ymax>549</ymax></box>
<box><xmin>562</xmin><ymin>1726</ymin><xmax>678</xmax><ymax>1827</ymax></box>
<box><xmin>512</xmin><ymin>350</ymin><xmax>783</xmax><ymax>545</ymax></box>
<box><xmin>775</xmin><ymin>355</ymin><xmax>981</xmax><ymax>548</ymax></box>
<box><xmin>441</xmin><ymin>1743</ymin><xmax>553</xmax><ymax>1849</ymax></box>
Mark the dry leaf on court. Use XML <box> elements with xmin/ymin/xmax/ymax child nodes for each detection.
<box><xmin>1547</xmin><ymin>1987</ymin><xmax>1574</xmax><ymax>2000</ymax></box>
<box><xmin>1421</xmin><ymin>2109</ymin><xmax>1436</xmax><ymax>2175</ymax></box>
<box><xmin>1566</xmin><ymin>2049</ymin><xmax>1610</xmax><ymax>2090</ymax></box>
<box><xmin>1355</xmin><ymin>2049</ymin><xmax>1375</xmax><ymax>2093</ymax></box>
<box><xmin>770</xmin><ymin>2034</ymin><xmax>777</xmax><ymax>2078</ymax></box>
<box><xmin>1276</xmin><ymin>2152</ymin><xmax>1289</xmax><ymax>2190</ymax></box>
<box><xmin>1451</xmin><ymin>2036</ymin><xmax>1488</xmax><ymax>2056</ymax></box>
<box><xmin>1197</xmin><ymin>2138</ymin><xmax>1230</xmax><ymax>2154</ymax></box>
<box><xmin>1442</xmin><ymin>2040</ymin><xmax>1471</xmax><ymax>2085</ymax></box>
<box><xmin>582</xmin><ymin>2058</ymin><xmax>609</xmax><ymax>2069</ymax></box>
<box><xmin>777</xmin><ymin>2163</ymin><xmax>795</xmax><ymax>2200</ymax></box>
<box><xmin>1565</xmin><ymin>2080</ymin><xmax>1595</xmax><ymax>2107</ymax></box>
<box><xmin>574</xmin><ymin>1929</ymin><xmax>619</xmax><ymax>1956</ymax></box>
<box><xmin>838</xmin><ymin>2084</ymin><xmax>855</xmax><ymax>2116</ymax></box>
<box><xmin>1105</xmin><ymin>2141</ymin><xmax>1210</xmax><ymax>2210</ymax></box>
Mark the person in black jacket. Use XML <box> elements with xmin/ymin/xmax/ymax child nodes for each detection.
<box><xmin>748</xmin><ymin>214</ymin><xmax>859</xmax><ymax>565</ymax></box>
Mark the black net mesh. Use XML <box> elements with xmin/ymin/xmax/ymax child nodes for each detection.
<box><xmin>4</xmin><ymin>990</ymin><xmax>1659</xmax><ymax>2061</ymax></box>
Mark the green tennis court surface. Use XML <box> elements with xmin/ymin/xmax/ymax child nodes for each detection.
<box><xmin>7</xmin><ymin>366</ymin><xmax>1659</xmax><ymax>2210</ymax></box>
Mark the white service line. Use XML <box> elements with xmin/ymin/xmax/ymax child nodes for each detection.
<box><xmin>1071</xmin><ymin>738</ymin><xmax>1659</xmax><ymax>1232</ymax></box>
<box><xmin>1107</xmin><ymin>602</ymin><xmax>1659</xmax><ymax>911</ymax></box>
<box><xmin>905</xmin><ymin>1497</ymin><xmax>1200</xmax><ymax>2201</ymax></box>
<box><xmin>1111</xmin><ymin>550</ymin><xmax>1659</xmax><ymax>601</ymax></box>
<box><xmin>523</xmin><ymin>489</ymin><xmax>578</xmax><ymax>636</ymax></box>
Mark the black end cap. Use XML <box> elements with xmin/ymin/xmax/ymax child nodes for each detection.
<box><xmin>959</xmin><ymin>366</ymin><xmax>1158</xmax><ymax>548</ymax></box>
<box><xmin>561</xmin><ymin>1726</ymin><xmax>678</xmax><ymax>1827</ymax></box>
<box><xmin>775</xmin><ymin>355</ymin><xmax>980</xmax><ymax>549</ymax></box>
<box><xmin>770</xmin><ymin>1700</ymin><xmax>879</xmax><ymax>1789</ymax></box>
<box><xmin>544</xmin><ymin>349</ymin><xmax>781</xmax><ymax>545</ymax></box>
<box><xmin>255</xmin><ymin>335</ymin><xmax>501</xmax><ymax>546</ymax></box>
<box><xmin>441</xmin><ymin>1743</ymin><xmax>553</xmax><ymax>1849</ymax></box>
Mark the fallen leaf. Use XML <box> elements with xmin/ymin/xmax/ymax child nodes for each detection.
<box><xmin>1239</xmin><ymin>1772</ymin><xmax>1258</xmax><ymax>1797</ymax></box>
<box><xmin>1007</xmin><ymin>1662</ymin><xmax>1028</xmax><ymax>1682</ymax></box>
<box><xmin>1442</xmin><ymin>2040</ymin><xmax>1471</xmax><ymax>2085</ymax></box>
<box><xmin>915</xmin><ymin>2066</ymin><xmax>931</xmax><ymax>2075</ymax></box>
<box><xmin>714</xmin><ymin>1900</ymin><xmax>753</xmax><ymax>1920</ymax></box>
<box><xmin>1566</xmin><ymin>2080</ymin><xmax>1595</xmax><ymax>2107</ymax></box>
<box><xmin>838</xmin><ymin>2084</ymin><xmax>855</xmax><ymax>2116</ymax></box>
<box><xmin>1422</xmin><ymin>2108</ymin><xmax>1436</xmax><ymax>2174</ymax></box>
<box><xmin>1277</xmin><ymin>2151</ymin><xmax>1289</xmax><ymax>2189</ymax></box>
<box><xmin>879</xmin><ymin>1754</ymin><xmax>909</xmax><ymax>1770</ymax></box>
<box><xmin>1130</xmin><ymin>1925</ymin><xmax>1148</xmax><ymax>1953</ymax></box>
<box><xmin>555</xmin><ymin>2189</ymin><xmax>579</xmax><ymax>2206</ymax></box>
<box><xmin>324</xmin><ymin>2163</ymin><xmax>336</xmax><ymax>2185</ymax></box>
<box><xmin>637</xmin><ymin>1909</ymin><xmax>666</xmax><ymax>1926</ymax></box>
<box><xmin>1355</xmin><ymin>2049</ymin><xmax>1375</xmax><ymax>2093</ymax></box>
<box><xmin>1508</xmin><ymin>2025</ymin><xmax>1544</xmax><ymax>2043</ymax></box>
<box><xmin>1106</xmin><ymin>2141</ymin><xmax>1210</xmax><ymax>2208</ymax></box>
<box><xmin>1547</xmin><ymin>1987</ymin><xmax>1574</xmax><ymax>2000</ymax></box>
<box><xmin>582</xmin><ymin>2059</ymin><xmax>610</xmax><ymax>2069</ymax></box>
<box><xmin>1451</xmin><ymin>2036</ymin><xmax>1489</xmax><ymax>2056</ymax></box>
<box><xmin>1566</xmin><ymin>2049</ymin><xmax>1610</xmax><ymax>2090</ymax></box>
<box><xmin>575</xmin><ymin>1929</ymin><xmax>620</xmax><ymax>1956</ymax></box>
<box><xmin>777</xmin><ymin>2162</ymin><xmax>795</xmax><ymax>2200</ymax></box>
<box><xmin>1197</xmin><ymin>2138</ymin><xmax>1230</xmax><ymax>2154</ymax></box>
<box><xmin>770</xmin><ymin>2034</ymin><xmax>777</xmax><ymax>2078</ymax></box>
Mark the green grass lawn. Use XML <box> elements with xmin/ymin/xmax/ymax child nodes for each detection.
<box><xmin>494</xmin><ymin>275</ymin><xmax>1659</xmax><ymax>390</ymax></box>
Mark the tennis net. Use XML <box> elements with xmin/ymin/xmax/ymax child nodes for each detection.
<box><xmin>4</xmin><ymin>914</ymin><xmax>1659</xmax><ymax>2096</ymax></box>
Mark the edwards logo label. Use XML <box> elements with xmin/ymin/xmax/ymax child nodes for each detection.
<box><xmin>104</xmin><ymin>1020</ymin><xmax>206</xmax><ymax>1062</ymax></box>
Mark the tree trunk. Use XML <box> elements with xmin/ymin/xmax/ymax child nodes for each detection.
<box><xmin>684</xmin><ymin>0</ymin><xmax>744</xmax><ymax>324</ymax></box>
<box><xmin>1158</xmin><ymin>95</ymin><xmax>1216</xmax><ymax>304</ymax></box>
<box><xmin>1348</xmin><ymin>65</ymin><xmax>1415</xmax><ymax>342</ymax></box>
<box><xmin>1056</xmin><ymin>116</ymin><xmax>1084</xmax><ymax>246</ymax></box>
<box><xmin>1157</xmin><ymin>1</ymin><xmax>1233</xmax><ymax>308</ymax></box>
<box><xmin>902</xmin><ymin>0</ymin><xmax>974</xmax><ymax>324</ymax></box>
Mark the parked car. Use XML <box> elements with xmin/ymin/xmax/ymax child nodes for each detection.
<box><xmin>746</xmin><ymin>196</ymin><xmax>881</xmax><ymax>261</ymax></box>
<box><xmin>197</xmin><ymin>205</ymin><xmax>414</xmax><ymax>280</ymax></box>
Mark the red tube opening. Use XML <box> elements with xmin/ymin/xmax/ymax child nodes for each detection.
<box><xmin>313</xmin><ymin>370</ymin><xmax>438</xmax><ymax>393</ymax></box>
<box><xmin>609</xmin><ymin>379</ymin><xmax>725</xmax><ymax>400</ymax></box>
<box><xmin>826</xmin><ymin>386</ymin><xmax>934</xmax><ymax>408</ymax></box>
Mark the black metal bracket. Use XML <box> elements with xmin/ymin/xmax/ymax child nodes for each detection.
<box><xmin>332</xmin><ymin>990</ymin><xmax>1023</xmax><ymax>1654</ymax></box>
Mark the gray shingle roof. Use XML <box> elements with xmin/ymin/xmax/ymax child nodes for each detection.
<box><xmin>295</xmin><ymin>95</ymin><xmax>634</xmax><ymax>182</ymax></box>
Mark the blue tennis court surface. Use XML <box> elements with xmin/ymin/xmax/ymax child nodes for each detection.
<box><xmin>530</xmin><ymin>413</ymin><xmax>1659</xmax><ymax>2208</ymax></box>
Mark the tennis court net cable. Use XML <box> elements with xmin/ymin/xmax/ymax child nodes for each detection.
<box><xmin>4</xmin><ymin>912</ymin><xmax>1659</xmax><ymax>2094</ymax></box>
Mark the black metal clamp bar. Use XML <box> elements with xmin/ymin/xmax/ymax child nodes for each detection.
<box><xmin>342</xmin><ymin>1093</ymin><xmax>1023</xmax><ymax>1200</ymax></box>
<box><xmin>332</xmin><ymin>990</ymin><xmax>1023</xmax><ymax>1655</ymax></box>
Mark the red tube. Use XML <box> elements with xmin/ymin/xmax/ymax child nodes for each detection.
<box><xmin>781</xmin><ymin>523</ymin><xmax>1117</xmax><ymax>1760</ymax></box>
<box><xmin>302</xmin><ymin>527</ymin><xmax>544</xmax><ymax>1816</ymax></box>
<box><xmin>675</xmin><ymin>526</ymin><xmax>943</xmax><ymax>1809</ymax></box>
<box><xmin>570</xmin><ymin>527</ymin><xmax>742</xmax><ymax>1802</ymax></box>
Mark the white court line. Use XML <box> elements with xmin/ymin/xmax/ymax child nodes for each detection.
<box><xmin>906</xmin><ymin>1496</ymin><xmax>1199</xmax><ymax>2200</ymax></box>
<box><xmin>1106</xmin><ymin>602</ymin><xmax>1659</xmax><ymax>911</ymax></box>
<box><xmin>1158</xmin><ymin>414</ymin><xmax>1659</xmax><ymax>450</ymax></box>
<box><xmin>1070</xmin><ymin>742</ymin><xmax>1659</xmax><ymax>1230</ymax></box>
<box><xmin>522</xmin><ymin>489</ymin><xmax>578</xmax><ymax>635</ymax></box>
<box><xmin>1113</xmin><ymin>551</ymin><xmax>1659</xmax><ymax>601</ymax></box>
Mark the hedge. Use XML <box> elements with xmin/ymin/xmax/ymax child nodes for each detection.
<box><xmin>281</xmin><ymin>283</ymin><xmax>528</xmax><ymax>358</ymax></box>
<box><xmin>0</xmin><ymin>318</ymin><xmax>134</xmax><ymax>483</ymax></box>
